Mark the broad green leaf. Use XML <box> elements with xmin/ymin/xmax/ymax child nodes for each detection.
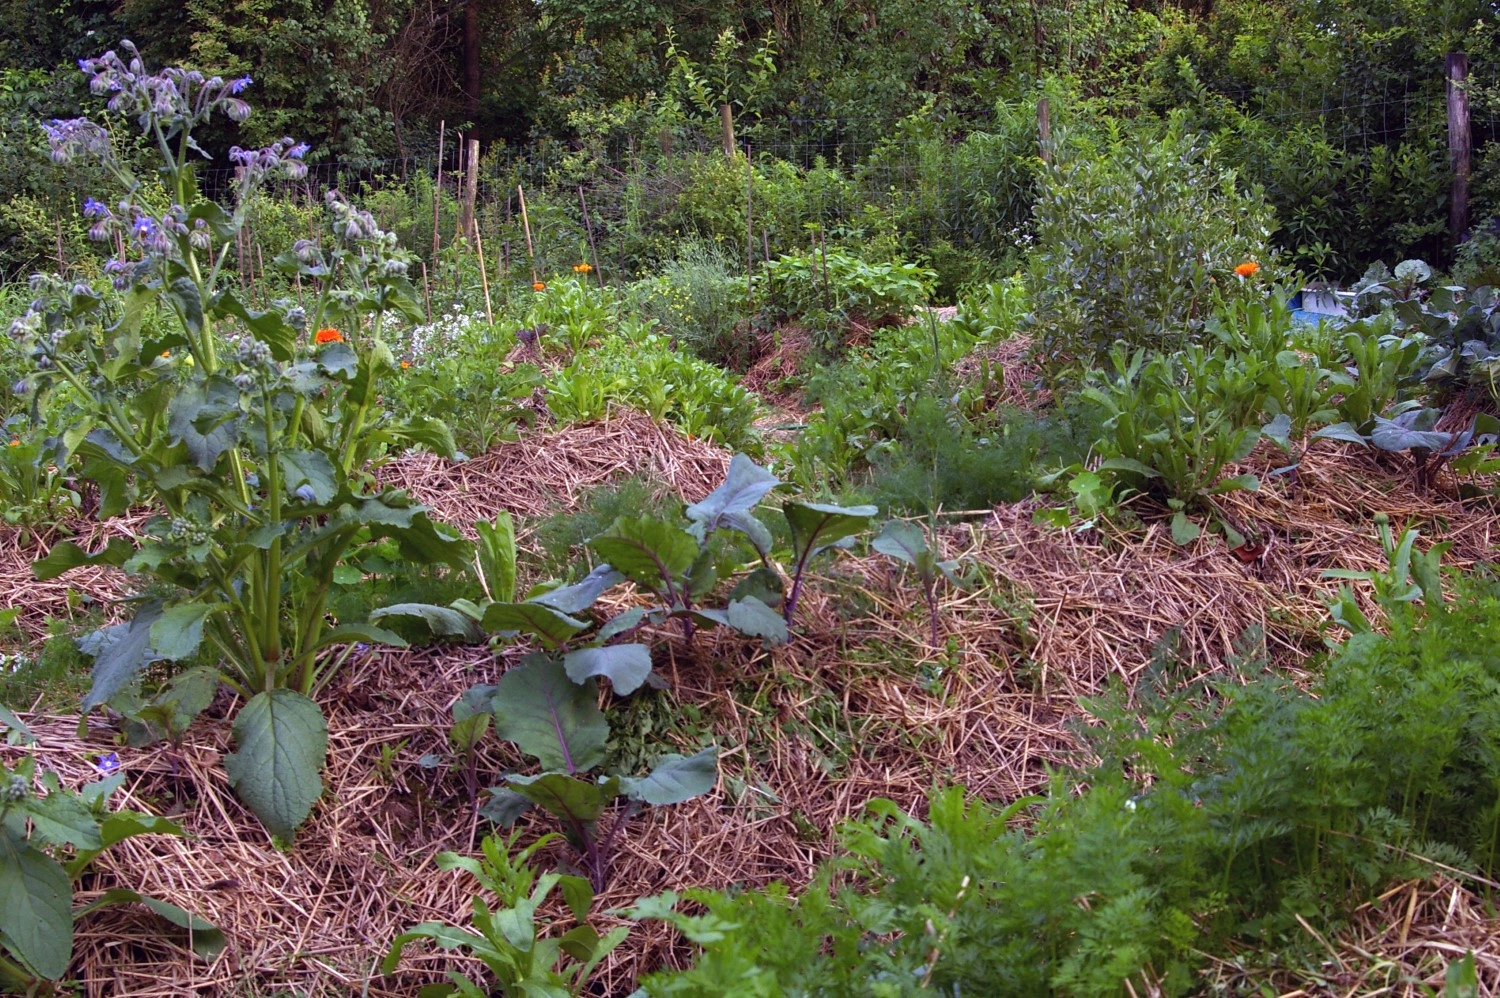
<box><xmin>1170</xmin><ymin>510</ymin><xmax>1201</xmax><ymax>545</ymax></box>
<box><xmin>504</xmin><ymin>772</ymin><xmax>617</xmax><ymax>826</ymax></box>
<box><xmin>1312</xmin><ymin>422</ymin><xmax>1369</xmax><ymax>446</ymax></box>
<box><xmin>73</xmin><ymin>889</ymin><xmax>225</xmax><ymax>959</ymax></box>
<box><xmin>148</xmin><ymin>603</ymin><xmax>212</xmax><ymax>661</ymax></box>
<box><xmin>587</xmin><ymin>517</ymin><xmax>700</xmax><ymax>593</ymax></box>
<box><xmin>475</xmin><ymin>512</ymin><xmax>517</xmax><ymax>604</ymax></box>
<box><xmin>279</xmin><ymin>450</ymin><xmax>338</xmax><ymax>504</ymax></box>
<box><xmin>490</xmin><ymin>656</ymin><xmax>607</xmax><ymax>773</ymax></box>
<box><xmin>1371</xmin><ymin>412</ymin><xmax>1452</xmax><ymax>453</ymax></box>
<box><xmin>596</xmin><ymin>608</ymin><xmax>646</xmax><ymax>643</ymax></box>
<box><xmin>0</xmin><ymin>836</ymin><xmax>70</xmax><ymax>979</ymax></box>
<box><xmin>163</xmin><ymin>277</ymin><xmax>205</xmax><ymax>336</ymax></box>
<box><xmin>1208</xmin><ymin>473</ymin><xmax>1260</xmax><ymax>495</ymax></box>
<box><xmin>1261</xmin><ymin>412</ymin><xmax>1292</xmax><ymax>449</ymax></box>
<box><xmin>79</xmin><ymin>603</ymin><xmax>165</xmax><ymax>713</ymax></box>
<box><xmin>562</xmin><ymin>645</ymin><xmax>653</xmax><ymax>695</ymax></box>
<box><xmin>382</xmin><ymin>922</ymin><xmax>491</xmax><ymax>974</ymax></box>
<box><xmin>381</xmin><ymin>415</ymin><xmax>458</xmax><ymax>459</ymax></box>
<box><xmin>0</xmin><ymin>703</ymin><xmax>34</xmax><ymax>746</ymax></box>
<box><xmin>25</xmin><ymin>791</ymin><xmax>101</xmax><ymax>850</ymax></box>
<box><xmin>167</xmin><ymin>376</ymin><xmax>242</xmax><ymax>471</ymax></box>
<box><xmin>32</xmin><ymin>537</ymin><xmax>133</xmax><ymax>582</ymax></box>
<box><xmin>478</xmin><ymin>788</ymin><xmax>534</xmax><ymax>825</ymax></box>
<box><xmin>727</xmin><ymin>597</ymin><xmax>788</xmax><ymax>645</ymax></box>
<box><xmin>685</xmin><ymin>455</ymin><xmax>779</xmax><ymax>530</ymax></box>
<box><xmin>224</xmin><ymin>690</ymin><xmax>328</xmax><ymax>840</ymax></box>
<box><xmin>371</xmin><ymin>603</ymin><xmax>484</xmax><ymax>643</ymax></box>
<box><xmin>1098</xmin><ymin>456</ymin><xmax>1160</xmax><ymax>478</ymax></box>
<box><xmin>783</xmin><ymin>501</ymin><xmax>877</xmax><ymax>563</ymax></box>
<box><xmin>728</xmin><ymin>567</ymin><xmax>784</xmax><ymax>609</ymax></box>
<box><xmin>527</xmin><ymin>565</ymin><xmax>623</xmax><ymax>615</ymax></box>
<box><xmin>870</xmin><ymin>520</ymin><xmax>928</xmax><ymax>568</ymax></box>
<box><xmin>213</xmin><ymin>291</ymin><xmax>297</xmax><ymax>362</ymax></box>
<box><xmin>310</xmin><ymin>622</ymin><xmax>409</xmax><ymax>652</ymax></box>
<box><xmin>480</xmin><ymin>602</ymin><xmax>590</xmax><ymax>649</ymax></box>
<box><xmin>620</xmin><ymin>747</ymin><xmax>719</xmax><ymax>806</ymax></box>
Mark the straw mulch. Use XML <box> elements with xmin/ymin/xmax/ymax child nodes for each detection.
<box><xmin>1205</xmin><ymin>876</ymin><xmax>1500</xmax><ymax>996</ymax></box>
<box><xmin>0</xmin><ymin>515</ymin><xmax>147</xmax><ymax>644</ymax></box>
<box><xmin>14</xmin><ymin>408</ymin><xmax>1500</xmax><ymax>995</ymax></box>
<box><xmin>381</xmin><ymin>407</ymin><xmax>730</xmax><ymax>527</ymax></box>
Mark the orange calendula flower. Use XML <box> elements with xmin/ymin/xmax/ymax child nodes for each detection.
<box><xmin>6</xmin><ymin>440</ymin><xmax>18</xmax><ymax>448</ymax></box>
<box><xmin>1234</xmin><ymin>261</ymin><xmax>1260</xmax><ymax>278</ymax></box>
<box><xmin>160</xmin><ymin>350</ymin><xmax>171</xmax><ymax>358</ymax></box>
<box><xmin>532</xmin><ymin>281</ymin><xmax>547</xmax><ymax>292</ymax></box>
<box><xmin>572</xmin><ymin>263</ymin><xmax>593</xmax><ymax>273</ymax></box>
<box><xmin>400</xmin><ymin>360</ymin><xmax>410</xmax><ymax>369</ymax></box>
<box><xmin>314</xmin><ymin>328</ymin><xmax>343</xmax><ymax>344</ymax></box>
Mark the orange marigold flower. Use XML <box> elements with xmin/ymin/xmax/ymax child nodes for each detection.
<box><xmin>314</xmin><ymin>328</ymin><xmax>343</xmax><ymax>344</ymax></box>
<box><xmin>6</xmin><ymin>440</ymin><xmax>17</xmax><ymax>448</ymax></box>
<box><xmin>1234</xmin><ymin>261</ymin><xmax>1260</xmax><ymax>278</ymax></box>
<box><xmin>160</xmin><ymin>350</ymin><xmax>171</xmax><ymax>358</ymax></box>
<box><xmin>573</xmin><ymin>263</ymin><xmax>593</xmax><ymax>273</ymax></box>
<box><xmin>400</xmin><ymin>360</ymin><xmax>410</xmax><ymax>369</ymax></box>
<box><xmin>532</xmin><ymin>281</ymin><xmax>547</xmax><ymax>292</ymax></box>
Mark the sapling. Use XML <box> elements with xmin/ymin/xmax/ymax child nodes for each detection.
<box><xmin>871</xmin><ymin>519</ymin><xmax>960</xmax><ymax>648</ymax></box>
<box><xmin>471</xmin><ymin>655</ymin><xmax>718</xmax><ymax>889</ymax></box>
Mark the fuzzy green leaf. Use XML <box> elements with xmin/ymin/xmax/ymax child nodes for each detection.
<box><xmin>0</xmin><ymin>836</ymin><xmax>70</xmax><ymax>980</ymax></box>
<box><xmin>224</xmin><ymin>690</ymin><xmax>328</xmax><ymax>840</ymax></box>
<box><xmin>587</xmin><ymin>517</ymin><xmax>700</xmax><ymax>593</ymax></box>
<box><xmin>79</xmin><ymin>603</ymin><xmax>165</xmax><ymax>713</ymax></box>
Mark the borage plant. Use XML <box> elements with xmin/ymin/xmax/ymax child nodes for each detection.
<box><xmin>16</xmin><ymin>44</ymin><xmax>467</xmax><ymax>840</ymax></box>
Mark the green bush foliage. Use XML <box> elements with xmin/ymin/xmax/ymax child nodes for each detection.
<box><xmin>1026</xmin><ymin>118</ymin><xmax>1276</xmax><ymax>363</ymax></box>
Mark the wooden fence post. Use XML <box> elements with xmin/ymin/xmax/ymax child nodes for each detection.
<box><xmin>720</xmin><ymin>103</ymin><xmax>737</xmax><ymax>158</ymax></box>
<box><xmin>463</xmin><ymin>137</ymin><xmax>480</xmax><ymax>242</ymax></box>
<box><xmin>1037</xmin><ymin>97</ymin><xmax>1052</xmax><ymax>164</ymax></box>
<box><xmin>1448</xmin><ymin>52</ymin><xmax>1472</xmax><ymax>248</ymax></box>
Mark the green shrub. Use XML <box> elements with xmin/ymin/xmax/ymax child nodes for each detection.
<box><xmin>629</xmin><ymin>239</ymin><xmax>752</xmax><ymax>369</ymax></box>
<box><xmin>1026</xmin><ymin>117</ymin><xmax>1276</xmax><ymax>364</ymax></box>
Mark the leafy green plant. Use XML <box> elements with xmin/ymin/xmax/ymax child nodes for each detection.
<box><xmin>470</xmin><ymin>655</ymin><xmax>718</xmax><ymax>889</ymax></box>
<box><xmin>1083</xmin><ymin>343</ymin><xmax>1264</xmax><ymax>515</ymax></box>
<box><xmin>0</xmin><ymin>712</ymin><xmax>221</xmax><ymax>989</ymax></box>
<box><xmin>1323</xmin><ymin>515</ymin><xmax>1450</xmax><ymax>635</ymax></box>
<box><xmin>383</xmin><ymin>829</ymin><xmax>627</xmax><ymax>997</ymax></box>
<box><xmin>19</xmin><ymin>47</ymin><xmax>469</xmax><ymax>839</ymax></box>
<box><xmin>761</xmin><ymin>248</ymin><xmax>933</xmax><ymax>351</ymax></box>
<box><xmin>1026</xmin><ymin>116</ymin><xmax>1275</xmax><ymax>364</ymax></box>
<box><xmin>0</xmin><ymin>415</ymin><xmax>80</xmax><ymax>529</ymax></box>
<box><xmin>871</xmin><ymin>519</ymin><xmax>959</xmax><ymax>647</ymax></box>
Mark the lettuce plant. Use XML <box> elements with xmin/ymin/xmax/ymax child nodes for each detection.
<box><xmin>14</xmin><ymin>44</ymin><xmax>468</xmax><ymax>840</ymax></box>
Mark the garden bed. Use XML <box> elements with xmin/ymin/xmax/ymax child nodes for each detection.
<box><xmin>2</xmin><ymin>410</ymin><xmax>1493</xmax><ymax>995</ymax></box>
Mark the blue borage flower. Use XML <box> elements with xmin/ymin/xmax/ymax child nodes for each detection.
<box><xmin>229</xmin><ymin>75</ymin><xmax>252</xmax><ymax>95</ymax></box>
<box><xmin>81</xmin><ymin>197</ymin><xmax>110</xmax><ymax>219</ymax></box>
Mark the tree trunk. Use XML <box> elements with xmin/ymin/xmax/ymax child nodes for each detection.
<box><xmin>463</xmin><ymin>0</ymin><xmax>481</xmax><ymax>123</ymax></box>
<box><xmin>1448</xmin><ymin>51</ymin><xmax>1471</xmax><ymax>249</ymax></box>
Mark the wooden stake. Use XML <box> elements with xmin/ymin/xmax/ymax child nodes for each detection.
<box><xmin>474</xmin><ymin>223</ymin><xmax>493</xmax><ymax>325</ymax></box>
<box><xmin>578</xmin><ymin>185</ymin><xmax>604</xmax><ymax>289</ymax></box>
<box><xmin>720</xmin><ymin>103</ymin><xmax>737</xmax><ymax>158</ymax></box>
<box><xmin>420</xmin><ymin>260</ymin><xmax>432</xmax><ymax>322</ymax></box>
<box><xmin>432</xmin><ymin>120</ymin><xmax>445</xmax><ymax>262</ymax></box>
<box><xmin>1448</xmin><ymin>52</ymin><xmax>1472</xmax><ymax>248</ymax></box>
<box><xmin>1037</xmin><ymin>97</ymin><xmax>1052</xmax><ymax>164</ymax></box>
<box><xmin>745</xmin><ymin>143</ymin><xmax>754</xmax><ymax>308</ymax></box>
<box><xmin>517</xmin><ymin>184</ymin><xmax>538</xmax><ymax>285</ymax></box>
<box><xmin>463</xmin><ymin>137</ymin><xmax>480</xmax><ymax>241</ymax></box>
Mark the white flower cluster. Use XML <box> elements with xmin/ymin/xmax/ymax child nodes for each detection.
<box><xmin>397</xmin><ymin>308</ymin><xmax>490</xmax><ymax>360</ymax></box>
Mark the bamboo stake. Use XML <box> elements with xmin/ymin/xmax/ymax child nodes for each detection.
<box><xmin>577</xmin><ymin>185</ymin><xmax>604</xmax><ymax>289</ymax></box>
<box><xmin>745</xmin><ymin>143</ymin><xmax>754</xmax><ymax>308</ymax></box>
<box><xmin>462</xmin><ymin>137</ymin><xmax>480</xmax><ymax>242</ymax></box>
<box><xmin>517</xmin><ymin>184</ymin><xmax>538</xmax><ymax>285</ymax></box>
<box><xmin>420</xmin><ymin>260</ymin><xmax>432</xmax><ymax>322</ymax></box>
<box><xmin>474</xmin><ymin>224</ymin><xmax>493</xmax><ymax>325</ymax></box>
<box><xmin>432</xmin><ymin>120</ymin><xmax>445</xmax><ymax>262</ymax></box>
